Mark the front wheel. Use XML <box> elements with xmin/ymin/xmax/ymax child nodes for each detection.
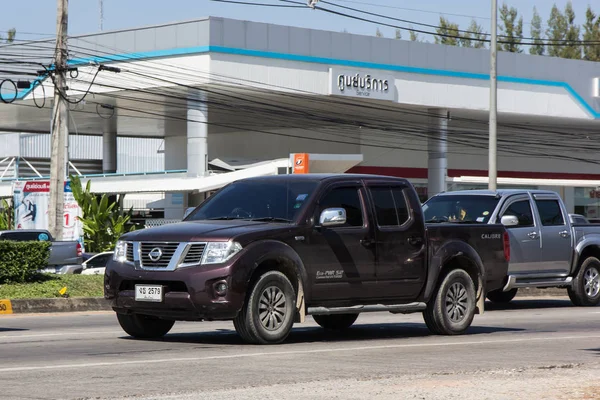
<box><xmin>233</xmin><ymin>270</ymin><xmax>296</xmax><ymax>344</ymax></box>
<box><xmin>568</xmin><ymin>257</ymin><xmax>600</xmax><ymax>306</ymax></box>
<box><xmin>486</xmin><ymin>288</ymin><xmax>518</xmax><ymax>304</ymax></box>
<box><xmin>116</xmin><ymin>313</ymin><xmax>175</xmax><ymax>339</ymax></box>
<box><xmin>423</xmin><ymin>269</ymin><xmax>476</xmax><ymax>335</ymax></box>
<box><xmin>313</xmin><ymin>314</ymin><xmax>358</xmax><ymax>330</ymax></box>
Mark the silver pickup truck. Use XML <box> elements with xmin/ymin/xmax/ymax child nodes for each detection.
<box><xmin>0</xmin><ymin>229</ymin><xmax>83</xmax><ymax>274</ymax></box>
<box><xmin>423</xmin><ymin>189</ymin><xmax>600</xmax><ymax>306</ymax></box>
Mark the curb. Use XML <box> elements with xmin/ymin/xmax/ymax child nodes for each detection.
<box><xmin>0</xmin><ymin>287</ymin><xmax>573</xmax><ymax>315</ymax></box>
<box><xmin>0</xmin><ymin>297</ymin><xmax>111</xmax><ymax>315</ymax></box>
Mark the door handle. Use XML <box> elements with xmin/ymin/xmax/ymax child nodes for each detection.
<box><xmin>360</xmin><ymin>239</ymin><xmax>375</xmax><ymax>247</ymax></box>
<box><xmin>527</xmin><ymin>231</ymin><xmax>539</xmax><ymax>239</ymax></box>
<box><xmin>407</xmin><ymin>236</ymin><xmax>424</xmax><ymax>246</ymax></box>
<box><xmin>559</xmin><ymin>230</ymin><xmax>570</xmax><ymax>238</ymax></box>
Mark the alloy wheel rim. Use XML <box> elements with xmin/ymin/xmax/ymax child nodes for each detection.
<box><xmin>445</xmin><ymin>282</ymin><xmax>468</xmax><ymax>323</ymax></box>
<box><xmin>258</xmin><ymin>286</ymin><xmax>287</xmax><ymax>331</ymax></box>
<box><xmin>584</xmin><ymin>267</ymin><xmax>600</xmax><ymax>298</ymax></box>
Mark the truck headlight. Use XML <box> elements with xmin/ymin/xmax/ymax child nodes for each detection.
<box><xmin>113</xmin><ymin>240</ymin><xmax>127</xmax><ymax>263</ymax></box>
<box><xmin>201</xmin><ymin>241</ymin><xmax>242</xmax><ymax>265</ymax></box>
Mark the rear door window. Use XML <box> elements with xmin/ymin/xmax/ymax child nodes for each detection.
<box><xmin>535</xmin><ymin>199</ymin><xmax>565</xmax><ymax>226</ymax></box>
<box><xmin>369</xmin><ymin>187</ymin><xmax>411</xmax><ymax>227</ymax></box>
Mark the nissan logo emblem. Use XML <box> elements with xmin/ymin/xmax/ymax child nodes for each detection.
<box><xmin>148</xmin><ymin>247</ymin><xmax>163</xmax><ymax>262</ymax></box>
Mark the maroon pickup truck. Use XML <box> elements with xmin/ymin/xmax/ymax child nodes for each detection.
<box><xmin>104</xmin><ymin>174</ymin><xmax>509</xmax><ymax>344</ymax></box>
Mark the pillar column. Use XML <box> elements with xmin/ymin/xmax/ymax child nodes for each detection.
<box><xmin>102</xmin><ymin>118</ymin><xmax>117</xmax><ymax>174</ymax></box>
<box><xmin>187</xmin><ymin>92</ymin><xmax>208</xmax><ymax>177</ymax></box>
<box><xmin>427</xmin><ymin>108</ymin><xmax>449</xmax><ymax>198</ymax></box>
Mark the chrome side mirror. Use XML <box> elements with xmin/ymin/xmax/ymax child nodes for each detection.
<box><xmin>500</xmin><ymin>215</ymin><xmax>519</xmax><ymax>227</ymax></box>
<box><xmin>319</xmin><ymin>208</ymin><xmax>347</xmax><ymax>227</ymax></box>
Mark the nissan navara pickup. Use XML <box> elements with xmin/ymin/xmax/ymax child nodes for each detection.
<box><xmin>424</xmin><ymin>189</ymin><xmax>600</xmax><ymax>306</ymax></box>
<box><xmin>105</xmin><ymin>174</ymin><xmax>509</xmax><ymax>344</ymax></box>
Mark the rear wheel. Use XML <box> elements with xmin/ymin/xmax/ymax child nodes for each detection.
<box><xmin>116</xmin><ymin>313</ymin><xmax>174</xmax><ymax>339</ymax></box>
<box><xmin>486</xmin><ymin>288</ymin><xmax>518</xmax><ymax>304</ymax></box>
<box><xmin>313</xmin><ymin>314</ymin><xmax>358</xmax><ymax>330</ymax></box>
<box><xmin>568</xmin><ymin>257</ymin><xmax>600</xmax><ymax>306</ymax></box>
<box><xmin>233</xmin><ymin>270</ymin><xmax>296</xmax><ymax>344</ymax></box>
<box><xmin>423</xmin><ymin>269</ymin><xmax>476</xmax><ymax>335</ymax></box>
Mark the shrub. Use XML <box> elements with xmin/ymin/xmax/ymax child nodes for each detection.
<box><xmin>0</xmin><ymin>241</ymin><xmax>51</xmax><ymax>284</ymax></box>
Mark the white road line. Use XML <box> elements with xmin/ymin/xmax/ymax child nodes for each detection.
<box><xmin>0</xmin><ymin>330</ymin><xmax>121</xmax><ymax>339</ymax></box>
<box><xmin>1</xmin><ymin>334</ymin><xmax>599</xmax><ymax>373</ymax></box>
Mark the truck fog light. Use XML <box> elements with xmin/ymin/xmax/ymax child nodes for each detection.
<box><xmin>215</xmin><ymin>282</ymin><xmax>228</xmax><ymax>296</ymax></box>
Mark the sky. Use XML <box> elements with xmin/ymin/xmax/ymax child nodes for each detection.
<box><xmin>1</xmin><ymin>0</ymin><xmax>600</xmax><ymax>42</ymax></box>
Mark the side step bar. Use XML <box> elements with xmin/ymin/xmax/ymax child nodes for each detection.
<box><xmin>307</xmin><ymin>302</ymin><xmax>427</xmax><ymax>316</ymax></box>
<box><xmin>503</xmin><ymin>275</ymin><xmax>573</xmax><ymax>292</ymax></box>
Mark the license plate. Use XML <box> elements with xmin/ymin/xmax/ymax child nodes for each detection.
<box><xmin>135</xmin><ymin>285</ymin><xmax>163</xmax><ymax>302</ymax></box>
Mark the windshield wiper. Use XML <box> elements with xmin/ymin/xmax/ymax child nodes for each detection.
<box><xmin>249</xmin><ymin>217</ymin><xmax>292</xmax><ymax>223</ymax></box>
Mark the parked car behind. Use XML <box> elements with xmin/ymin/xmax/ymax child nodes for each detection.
<box><xmin>0</xmin><ymin>229</ymin><xmax>83</xmax><ymax>274</ymax></box>
<box><xmin>81</xmin><ymin>251</ymin><xmax>113</xmax><ymax>275</ymax></box>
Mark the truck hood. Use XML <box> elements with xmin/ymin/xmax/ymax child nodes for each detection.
<box><xmin>120</xmin><ymin>220</ymin><xmax>292</xmax><ymax>242</ymax></box>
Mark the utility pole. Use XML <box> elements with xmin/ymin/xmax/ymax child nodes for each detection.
<box><xmin>99</xmin><ymin>0</ymin><xmax>104</xmax><ymax>31</ymax></box>
<box><xmin>48</xmin><ymin>0</ymin><xmax>69</xmax><ymax>240</ymax></box>
<box><xmin>488</xmin><ymin>0</ymin><xmax>498</xmax><ymax>190</ymax></box>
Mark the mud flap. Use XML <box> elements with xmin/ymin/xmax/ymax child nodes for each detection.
<box><xmin>294</xmin><ymin>280</ymin><xmax>305</xmax><ymax>323</ymax></box>
<box><xmin>475</xmin><ymin>276</ymin><xmax>485</xmax><ymax>315</ymax></box>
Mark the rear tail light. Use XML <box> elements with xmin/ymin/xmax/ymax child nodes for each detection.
<box><xmin>76</xmin><ymin>242</ymin><xmax>83</xmax><ymax>257</ymax></box>
<box><xmin>503</xmin><ymin>231</ymin><xmax>510</xmax><ymax>262</ymax></box>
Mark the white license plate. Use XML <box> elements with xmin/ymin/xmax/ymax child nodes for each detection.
<box><xmin>135</xmin><ymin>285</ymin><xmax>163</xmax><ymax>302</ymax></box>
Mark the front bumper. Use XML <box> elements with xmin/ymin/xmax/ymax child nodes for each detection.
<box><xmin>104</xmin><ymin>258</ymin><xmax>248</xmax><ymax>321</ymax></box>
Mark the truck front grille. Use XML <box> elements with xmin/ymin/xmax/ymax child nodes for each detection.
<box><xmin>140</xmin><ymin>242</ymin><xmax>179</xmax><ymax>268</ymax></box>
<box><xmin>126</xmin><ymin>242</ymin><xmax>134</xmax><ymax>262</ymax></box>
<box><xmin>183</xmin><ymin>243</ymin><xmax>206</xmax><ymax>265</ymax></box>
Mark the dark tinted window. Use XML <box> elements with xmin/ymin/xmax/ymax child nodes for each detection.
<box><xmin>423</xmin><ymin>195</ymin><xmax>500</xmax><ymax>223</ymax></box>
<box><xmin>369</xmin><ymin>187</ymin><xmax>410</xmax><ymax>226</ymax></box>
<box><xmin>502</xmin><ymin>200</ymin><xmax>534</xmax><ymax>227</ymax></box>
<box><xmin>370</xmin><ymin>188</ymin><xmax>398</xmax><ymax>226</ymax></box>
<box><xmin>573</xmin><ymin>217</ymin><xmax>588</xmax><ymax>224</ymax></box>
<box><xmin>186</xmin><ymin>180</ymin><xmax>318</xmax><ymax>222</ymax></box>
<box><xmin>392</xmin><ymin>188</ymin><xmax>410</xmax><ymax>225</ymax></box>
<box><xmin>535</xmin><ymin>199</ymin><xmax>565</xmax><ymax>226</ymax></box>
<box><xmin>319</xmin><ymin>187</ymin><xmax>363</xmax><ymax>227</ymax></box>
<box><xmin>87</xmin><ymin>254</ymin><xmax>111</xmax><ymax>268</ymax></box>
<box><xmin>0</xmin><ymin>232</ymin><xmax>48</xmax><ymax>241</ymax></box>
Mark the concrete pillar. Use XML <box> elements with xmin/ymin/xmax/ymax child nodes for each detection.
<box><xmin>164</xmin><ymin>135</ymin><xmax>187</xmax><ymax>220</ymax></box>
<box><xmin>427</xmin><ymin>108</ymin><xmax>449</xmax><ymax>198</ymax></box>
<box><xmin>102</xmin><ymin>118</ymin><xmax>117</xmax><ymax>174</ymax></box>
<box><xmin>187</xmin><ymin>92</ymin><xmax>208</xmax><ymax>177</ymax></box>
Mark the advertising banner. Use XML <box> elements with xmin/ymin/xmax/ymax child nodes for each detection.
<box><xmin>12</xmin><ymin>180</ymin><xmax>83</xmax><ymax>243</ymax></box>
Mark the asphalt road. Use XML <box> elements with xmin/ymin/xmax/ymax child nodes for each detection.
<box><xmin>1</xmin><ymin>297</ymin><xmax>600</xmax><ymax>400</ymax></box>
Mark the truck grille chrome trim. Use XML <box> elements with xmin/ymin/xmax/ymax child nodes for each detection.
<box><xmin>127</xmin><ymin>242</ymin><xmax>207</xmax><ymax>271</ymax></box>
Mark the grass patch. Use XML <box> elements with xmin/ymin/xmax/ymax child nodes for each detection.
<box><xmin>0</xmin><ymin>274</ymin><xmax>104</xmax><ymax>299</ymax></box>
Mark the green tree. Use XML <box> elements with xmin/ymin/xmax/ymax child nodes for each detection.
<box><xmin>529</xmin><ymin>6</ymin><xmax>545</xmax><ymax>56</ymax></box>
<box><xmin>435</xmin><ymin>17</ymin><xmax>460</xmax><ymax>46</ymax></box>
<box><xmin>546</xmin><ymin>3</ymin><xmax>567</xmax><ymax>58</ymax></box>
<box><xmin>499</xmin><ymin>2</ymin><xmax>523</xmax><ymax>52</ymax></box>
<box><xmin>0</xmin><ymin>199</ymin><xmax>13</xmax><ymax>230</ymax></box>
<box><xmin>583</xmin><ymin>6</ymin><xmax>600</xmax><ymax>61</ymax></box>
<box><xmin>0</xmin><ymin>28</ymin><xmax>16</xmax><ymax>43</ymax></box>
<box><xmin>70</xmin><ymin>175</ymin><xmax>137</xmax><ymax>253</ymax></box>
<box><xmin>395</xmin><ymin>28</ymin><xmax>401</xmax><ymax>39</ymax></box>
<box><xmin>409</xmin><ymin>27</ymin><xmax>419</xmax><ymax>42</ymax></box>
<box><xmin>562</xmin><ymin>1</ymin><xmax>581</xmax><ymax>59</ymax></box>
<box><xmin>460</xmin><ymin>19</ymin><xmax>486</xmax><ymax>48</ymax></box>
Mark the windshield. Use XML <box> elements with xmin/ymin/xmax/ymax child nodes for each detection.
<box><xmin>422</xmin><ymin>195</ymin><xmax>500</xmax><ymax>223</ymax></box>
<box><xmin>185</xmin><ymin>179</ymin><xmax>319</xmax><ymax>222</ymax></box>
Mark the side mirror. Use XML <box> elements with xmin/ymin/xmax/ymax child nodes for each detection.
<box><xmin>500</xmin><ymin>215</ymin><xmax>519</xmax><ymax>227</ymax></box>
<box><xmin>319</xmin><ymin>208</ymin><xmax>347</xmax><ymax>227</ymax></box>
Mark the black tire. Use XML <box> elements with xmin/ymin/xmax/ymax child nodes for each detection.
<box><xmin>486</xmin><ymin>288</ymin><xmax>518</xmax><ymax>304</ymax></box>
<box><xmin>233</xmin><ymin>270</ymin><xmax>296</xmax><ymax>344</ymax></box>
<box><xmin>313</xmin><ymin>313</ymin><xmax>358</xmax><ymax>330</ymax></box>
<box><xmin>423</xmin><ymin>269</ymin><xmax>476</xmax><ymax>335</ymax></box>
<box><xmin>116</xmin><ymin>313</ymin><xmax>174</xmax><ymax>339</ymax></box>
<box><xmin>567</xmin><ymin>257</ymin><xmax>600</xmax><ymax>307</ymax></box>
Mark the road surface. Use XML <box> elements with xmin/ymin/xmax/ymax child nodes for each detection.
<box><xmin>1</xmin><ymin>297</ymin><xmax>599</xmax><ymax>400</ymax></box>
